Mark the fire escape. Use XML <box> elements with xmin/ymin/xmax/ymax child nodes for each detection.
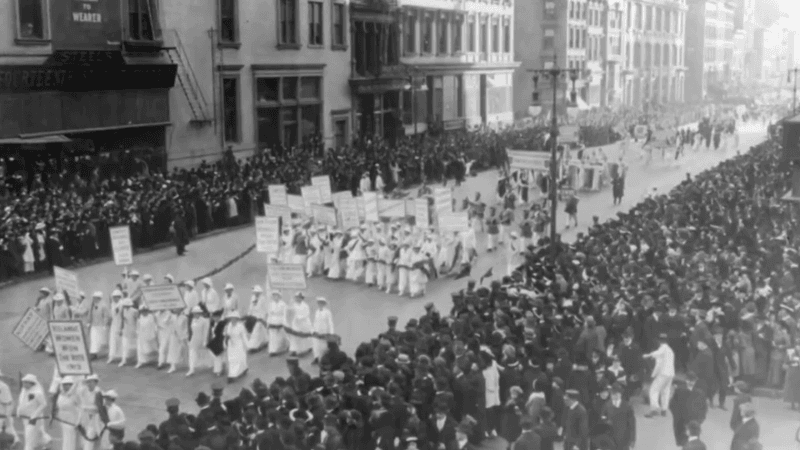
<box><xmin>163</xmin><ymin>29</ymin><xmax>213</xmax><ymax>125</ymax></box>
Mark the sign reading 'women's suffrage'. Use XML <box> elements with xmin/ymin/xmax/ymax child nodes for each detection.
<box><xmin>49</xmin><ymin>321</ymin><xmax>92</xmax><ymax>375</ymax></box>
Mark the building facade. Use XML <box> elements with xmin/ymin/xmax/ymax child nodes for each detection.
<box><xmin>684</xmin><ymin>0</ymin><xmax>736</xmax><ymax>101</ymax></box>
<box><xmin>349</xmin><ymin>0</ymin><xmax>518</xmax><ymax>142</ymax></box>
<box><xmin>0</xmin><ymin>0</ymin><xmax>177</xmax><ymax>167</ymax></box>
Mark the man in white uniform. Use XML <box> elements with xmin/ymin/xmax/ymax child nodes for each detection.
<box><xmin>644</xmin><ymin>333</ymin><xmax>675</xmax><ymax>417</ymax></box>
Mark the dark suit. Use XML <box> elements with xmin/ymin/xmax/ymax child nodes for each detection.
<box><xmin>428</xmin><ymin>415</ymin><xmax>457</xmax><ymax>450</ymax></box>
<box><xmin>512</xmin><ymin>430</ymin><xmax>541</xmax><ymax>450</ymax></box>
<box><xmin>729</xmin><ymin>394</ymin><xmax>752</xmax><ymax>431</ymax></box>
<box><xmin>601</xmin><ymin>400</ymin><xmax>636</xmax><ymax>450</ymax></box>
<box><xmin>682</xmin><ymin>438</ymin><xmax>707</xmax><ymax>450</ymax></box>
<box><xmin>730</xmin><ymin>418</ymin><xmax>759</xmax><ymax>450</ymax></box>
<box><xmin>562</xmin><ymin>403</ymin><xmax>589</xmax><ymax>450</ymax></box>
<box><xmin>669</xmin><ymin>384</ymin><xmax>707</xmax><ymax>446</ymax></box>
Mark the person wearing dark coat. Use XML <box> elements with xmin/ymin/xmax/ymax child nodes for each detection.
<box><xmin>669</xmin><ymin>373</ymin><xmax>708</xmax><ymax>447</ymax></box>
<box><xmin>617</xmin><ymin>331</ymin><xmax>643</xmax><ymax>398</ymax></box>
<box><xmin>534</xmin><ymin>407</ymin><xmax>558</xmax><ymax>450</ymax></box>
<box><xmin>562</xmin><ymin>390</ymin><xmax>589</xmax><ymax>450</ymax></box>
<box><xmin>729</xmin><ymin>382</ymin><xmax>752</xmax><ymax>431</ymax></box>
<box><xmin>709</xmin><ymin>326</ymin><xmax>733</xmax><ymax>409</ymax></box>
<box><xmin>682</xmin><ymin>421</ymin><xmax>707</xmax><ymax>450</ymax></box>
<box><xmin>730</xmin><ymin>403</ymin><xmax>759</xmax><ymax>450</ymax></box>
<box><xmin>171</xmin><ymin>212</ymin><xmax>190</xmax><ymax>256</ymax></box>
<box><xmin>689</xmin><ymin>340</ymin><xmax>716</xmax><ymax>406</ymax></box>
<box><xmin>601</xmin><ymin>384</ymin><xmax>636</xmax><ymax>450</ymax></box>
<box><xmin>512</xmin><ymin>415</ymin><xmax>541</xmax><ymax>450</ymax></box>
<box><xmin>428</xmin><ymin>404</ymin><xmax>457</xmax><ymax>450</ymax></box>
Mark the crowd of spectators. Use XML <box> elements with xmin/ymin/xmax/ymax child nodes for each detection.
<box><xmin>103</xmin><ymin>115</ymin><xmax>800</xmax><ymax>450</ymax></box>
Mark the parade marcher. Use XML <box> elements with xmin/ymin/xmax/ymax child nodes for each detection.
<box><xmin>644</xmin><ymin>334</ymin><xmax>675</xmax><ymax>417</ymax></box>
<box><xmin>118</xmin><ymin>298</ymin><xmax>138</xmax><ymax>367</ymax></box>
<box><xmin>200</xmin><ymin>278</ymin><xmax>222</xmax><ymax>314</ymax></box>
<box><xmin>78</xmin><ymin>374</ymin><xmax>103</xmax><ymax>450</ymax></box>
<box><xmin>17</xmin><ymin>374</ymin><xmax>51</xmax><ymax>450</ymax></box>
<box><xmin>409</xmin><ymin>243</ymin><xmax>430</xmax><ymax>298</ymax></box>
<box><xmin>222</xmin><ymin>283</ymin><xmax>240</xmax><ymax>316</ymax></box>
<box><xmin>267</xmin><ymin>291</ymin><xmax>289</xmax><ymax>356</ymax></box>
<box><xmin>288</xmin><ymin>292</ymin><xmax>313</xmax><ymax>357</ymax></box>
<box><xmin>54</xmin><ymin>376</ymin><xmax>81</xmax><ymax>450</ymax></box>
<box><xmin>397</xmin><ymin>241</ymin><xmax>412</xmax><ymax>296</ymax></box>
<box><xmin>107</xmin><ymin>290</ymin><xmax>124</xmax><ymax>364</ymax></box>
<box><xmin>102</xmin><ymin>390</ymin><xmax>126</xmax><ymax>450</ymax></box>
<box><xmin>375</xmin><ymin>239</ymin><xmax>389</xmax><ymax>290</ymax></box>
<box><xmin>485</xmin><ymin>208</ymin><xmax>499</xmax><ymax>252</ymax></box>
<box><xmin>88</xmin><ymin>292</ymin><xmax>110</xmax><ymax>360</ymax></box>
<box><xmin>0</xmin><ymin>371</ymin><xmax>17</xmax><ymax>444</ymax></box>
<box><xmin>669</xmin><ymin>372</ymin><xmax>708</xmax><ymax>447</ymax></box>
<box><xmin>506</xmin><ymin>232</ymin><xmax>522</xmax><ymax>277</ymax></box>
<box><xmin>328</xmin><ymin>230</ymin><xmax>344</xmax><ymax>280</ymax></box>
<box><xmin>135</xmin><ymin>304</ymin><xmax>158</xmax><ymax>368</ymax></box>
<box><xmin>166</xmin><ymin>308</ymin><xmax>188</xmax><ymax>374</ymax></box>
<box><xmin>155</xmin><ymin>308</ymin><xmax>174</xmax><ymax>369</ymax></box>
<box><xmin>207</xmin><ymin>310</ymin><xmax>228</xmax><ymax>377</ymax></box>
<box><xmin>182</xmin><ymin>280</ymin><xmax>199</xmax><ymax>312</ymax></box>
<box><xmin>245</xmin><ymin>285</ymin><xmax>269</xmax><ymax>352</ymax></box>
<box><xmin>187</xmin><ymin>305</ymin><xmax>210</xmax><ymax>377</ymax></box>
<box><xmin>385</xmin><ymin>240</ymin><xmax>399</xmax><ymax>293</ymax></box>
<box><xmin>312</xmin><ymin>297</ymin><xmax>334</xmax><ymax>364</ymax></box>
<box><xmin>223</xmin><ymin>311</ymin><xmax>249</xmax><ymax>382</ymax></box>
<box><xmin>364</xmin><ymin>239</ymin><xmax>378</xmax><ymax>287</ymax></box>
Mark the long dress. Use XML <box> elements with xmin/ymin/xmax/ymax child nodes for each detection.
<box><xmin>312</xmin><ymin>306</ymin><xmax>335</xmax><ymax>360</ymax></box>
<box><xmin>328</xmin><ymin>236</ymin><xmax>344</xmax><ymax>279</ymax></box>
<box><xmin>246</xmin><ymin>294</ymin><xmax>269</xmax><ymax>351</ymax></box>
<box><xmin>346</xmin><ymin>238</ymin><xmax>365</xmax><ymax>281</ymax></box>
<box><xmin>267</xmin><ymin>299</ymin><xmax>289</xmax><ymax>355</ymax></box>
<box><xmin>167</xmin><ymin>312</ymin><xmax>188</xmax><ymax>366</ymax></box>
<box><xmin>225</xmin><ymin>321</ymin><xmax>249</xmax><ymax>379</ymax></box>
<box><xmin>188</xmin><ymin>315</ymin><xmax>210</xmax><ymax>371</ymax></box>
<box><xmin>409</xmin><ymin>251</ymin><xmax>429</xmax><ymax>296</ymax></box>
<box><xmin>306</xmin><ymin>234</ymin><xmax>324</xmax><ymax>276</ymax></box>
<box><xmin>288</xmin><ymin>301</ymin><xmax>313</xmax><ymax>355</ymax></box>
<box><xmin>107</xmin><ymin>302</ymin><xmax>123</xmax><ymax>361</ymax></box>
<box><xmin>768</xmin><ymin>328</ymin><xmax>789</xmax><ymax>387</ymax></box>
<box><xmin>784</xmin><ymin>348</ymin><xmax>800</xmax><ymax>404</ymax></box>
<box><xmin>738</xmin><ymin>331</ymin><xmax>756</xmax><ymax>377</ymax></box>
<box><xmin>136</xmin><ymin>312</ymin><xmax>159</xmax><ymax>365</ymax></box>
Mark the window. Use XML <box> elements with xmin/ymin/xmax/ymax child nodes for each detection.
<box><xmin>332</xmin><ymin>3</ymin><xmax>345</xmax><ymax>46</ymax></box>
<box><xmin>568</xmin><ymin>27</ymin><xmax>574</xmax><ymax>48</ymax></box>
<box><xmin>423</xmin><ymin>14</ymin><xmax>433</xmax><ymax>53</ymax></box>
<box><xmin>635</xmin><ymin>3</ymin><xmax>642</xmax><ymax>29</ymax></box>
<box><xmin>544</xmin><ymin>1</ymin><xmax>555</xmax><ymax>19</ymax></box>
<box><xmin>467</xmin><ymin>18</ymin><xmax>475</xmax><ymax>52</ymax></box>
<box><xmin>645</xmin><ymin>5</ymin><xmax>652</xmax><ymax>30</ymax></box>
<box><xmin>308</xmin><ymin>0</ymin><xmax>323</xmax><ymax>45</ymax></box>
<box><xmin>480</xmin><ymin>20</ymin><xmax>487</xmax><ymax>53</ymax></box>
<box><xmin>655</xmin><ymin>8</ymin><xmax>661</xmax><ymax>32</ymax></box>
<box><xmin>333</xmin><ymin>118</ymin><xmax>348</xmax><ymax>148</ymax></box>
<box><xmin>128</xmin><ymin>0</ymin><xmax>161</xmax><ymax>41</ymax></box>
<box><xmin>665</xmin><ymin>10</ymin><xmax>671</xmax><ymax>33</ymax></box>
<box><xmin>503</xmin><ymin>21</ymin><xmax>510</xmax><ymax>53</ymax></box>
<box><xmin>491</xmin><ymin>21</ymin><xmax>498</xmax><ymax>53</ymax></box>
<box><xmin>17</xmin><ymin>0</ymin><xmax>47</xmax><ymax>40</ymax></box>
<box><xmin>256</xmin><ymin>76</ymin><xmax>323</xmax><ymax>149</ymax></box>
<box><xmin>222</xmin><ymin>77</ymin><xmax>240</xmax><ymax>143</ymax></box>
<box><xmin>219</xmin><ymin>0</ymin><xmax>236</xmax><ymax>42</ymax></box>
<box><xmin>452</xmin><ymin>16</ymin><xmax>462</xmax><ymax>52</ymax></box>
<box><xmin>278</xmin><ymin>0</ymin><xmax>297</xmax><ymax>45</ymax></box>
<box><xmin>405</xmin><ymin>13</ymin><xmax>416</xmax><ymax>54</ymax></box>
<box><xmin>569</xmin><ymin>1</ymin><xmax>574</xmax><ymax>19</ymax></box>
<box><xmin>438</xmin><ymin>16</ymin><xmax>448</xmax><ymax>54</ymax></box>
<box><xmin>543</xmin><ymin>28</ymin><xmax>555</xmax><ymax>50</ymax></box>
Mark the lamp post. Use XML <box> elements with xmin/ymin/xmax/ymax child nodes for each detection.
<box><xmin>789</xmin><ymin>68</ymin><xmax>799</xmax><ymax>114</ymax></box>
<box><xmin>528</xmin><ymin>61</ymin><xmax>580</xmax><ymax>256</ymax></box>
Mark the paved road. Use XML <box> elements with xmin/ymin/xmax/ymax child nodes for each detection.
<box><xmin>2</xmin><ymin>124</ymin><xmax>793</xmax><ymax>449</ymax></box>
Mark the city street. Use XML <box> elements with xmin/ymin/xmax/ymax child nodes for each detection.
<box><xmin>1</xmin><ymin>123</ymin><xmax>794</xmax><ymax>449</ymax></box>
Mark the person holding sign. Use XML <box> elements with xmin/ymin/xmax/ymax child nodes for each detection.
<box><xmin>409</xmin><ymin>243</ymin><xmax>430</xmax><ymax>298</ymax></box>
<box><xmin>55</xmin><ymin>377</ymin><xmax>81</xmax><ymax>450</ymax></box>
<box><xmin>396</xmin><ymin>241</ymin><xmax>412</xmax><ymax>296</ymax></box>
<box><xmin>288</xmin><ymin>293</ymin><xmax>312</xmax><ymax>357</ymax></box>
<box><xmin>17</xmin><ymin>374</ymin><xmax>51</xmax><ymax>450</ymax></box>
<box><xmin>224</xmin><ymin>312</ymin><xmax>249</xmax><ymax>382</ymax></box>
<box><xmin>135</xmin><ymin>305</ymin><xmax>159</xmax><ymax>369</ymax></box>
<box><xmin>267</xmin><ymin>291</ymin><xmax>289</xmax><ymax>356</ymax></box>
<box><xmin>186</xmin><ymin>306</ymin><xmax>211</xmax><ymax>377</ymax></box>
<box><xmin>327</xmin><ymin>231</ymin><xmax>345</xmax><ymax>280</ymax></box>
<box><xmin>245</xmin><ymin>286</ymin><xmax>269</xmax><ymax>352</ymax></box>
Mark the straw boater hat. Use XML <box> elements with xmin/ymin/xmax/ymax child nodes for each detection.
<box><xmin>252</xmin><ymin>285</ymin><xmax>263</xmax><ymax>294</ymax></box>
<box><xmin>316</xmin><ymin>297</ymin><xmax>328</xmax><ymax>304</ymax></box>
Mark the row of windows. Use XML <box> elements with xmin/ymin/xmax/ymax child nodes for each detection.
<box><xmin>568</xmin><ymin>26</ymin><xmax>586</xmax><ymax>49</ymax></box>
<box><xmin>403</xmin><ymin>11</ymin><xmax>511</xmax><ymax>56</ymax></box>
<box><xmin>629</xmin><ymin>42</ymin><xmax>684</xmax><ymax>68</ymax></box>
<box><xmin>627</xmin><ymin>2</ymin><xmax>683</xmax><ymax>35</ymax></box>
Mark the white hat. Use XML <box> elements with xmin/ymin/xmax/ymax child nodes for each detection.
<box><xmin>21</xmin><ymin>374</ymin><xmax>37</xmax><ymax>383</ymax></box>
<box><xmin>86</xmin><ymin>374</ymin><xmax>100</xmax><ymax>381</ymax></box>
<box><xmin>111</xmin><ymin>289</ymin><xmax>123</xmax><ymax>297</ymax></box>
<box><xmin>184</xmin><ymin>280</ymin><xmax>195</xmax><ymax>288</ymax></box>
<box><xmin>60</xmin><ymin>376</ymin><xmax>75</xmax><ymax>385</ymax></box>
<box><xmin>252</xmin><ymin>285</ymin><xmax>263</xmax><ymax>293</ymax></box>
<box><xmin>130</xmin><ymin>270</ymin><xmax>140</xmax><ymax>277</ymax></box>
<box><xmin>201</xmin><ymin>277</ymin><xmax>213</xmax><ymax>286</ymax></box>
<box><xmin>191</xmin><ymin>305</ymin><xmax>203</xmax><ymax>314</ymax></box>
<box><xmin>39</xmin><ymin>287</ymin><xmax>51</xmax><ymax>294</ymax></box>
<box><xmin>53</xmin><ymin>293</ymin><xmax>65</xmax><ymax>301</ymax></box>
<box><xmin>316</xmin><ymin>297</ymin><xmax>328</xmax><ymax>303</ymax></box>
<box><xmin>93</xmin><ymin>291</ymin><xmax>103</xmax><ymax>298</ymax></box>
<box><xmin>143</xmin><ymin>274</ymin><xmax>153</xmax><ymax>281</ymax></box>
<box><xmin>35</xmin><ymin>222</ymin><xmax>45</xmax><ymax>231</ymax></box>
<box><xmin>102</xmin><ymin>390</ymin><xmax>118</xmax><ymax>399</ymax></box>
<box><xmin>227</xmin><ymin>311</ymin><xmax>241</xmax><ymax>320</ymax></box>
<box><xmin>79</xmin><ymin>291</ymin><xmax>86</xmax><ymax>298</ymax></box>
<box><xmin>224</xmin><ymin>283</ymin><xmax>234</xmax><ymax>290</ymax></box>
<box><xmin>164</xmin><ymin>274</ymin><xmax>175</xmax><ymax>282</ymax></box>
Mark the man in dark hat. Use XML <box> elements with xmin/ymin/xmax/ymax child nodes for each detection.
<box><xmin>562</xmin><ymin>389</ymin><xmax>589</xmax><ymax>450</ymax></box>
<box><xmin>209</xmin><ymin>382</ymin><xmax>228</xmax><ymax>420</ymax></box>
<box><xmin>669</xmin><ymin>372</ymin><xmax>708</xmax><ymax>447</ymax></box>
<box><xmin>158</xmin><ymin>398</ymin><xmax>192</xmax><ymax>450</ymax></box>
<box><xmin>382</xmin><ymin>316</ymin><xmax>401</xmax><ymax>343</ymax></box>
<box><xmin>601</xmin><ymin>383</ymin><xmax>636</xmax><ymax>450</ymax></box>
<box><xmin>286</xmin><ymin>356</ymin><xmax>312</xmax><ymax>396</ymax></box>
<box><xmin>617</xmin><ymin>329</ymin><xmax>643</xmax><ymax>398</ymax></box>
<box><xmin>513</xmin><ymin>415</ymin><xmax>541</xmax><ymax>450</ymax></box>
<box><xmin>729</xmin><ymin>381</ymin><xmax>752</xmax><ymax>431</ymax></box>
<box><xmin>708</xmin><ymin>325</ymin><xmax>733</xmax><ymax>410</ymax></box>
<box><xmin>682</xmin><ymin>421</ymin><xmax>706</xmax><ymax>450</ymax></box>
<box><xmin>194</xmin><ymin>392</ymin><xmax>214</xmax><ymax>436</ymax></box>
<box><xmin>454</xmin><ymin>417</ymin><xmax>478</xmax><ymax>450</ymax></box>
<box><xmin>428</xmin><ymin>403</ymin><xmax>457</xmax><ymax>450</ymax></box>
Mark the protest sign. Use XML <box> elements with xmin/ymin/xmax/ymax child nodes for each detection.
<box><xmin>559</xmin><ymin>125</ymin><xmax>580</xmax><ymax>143</ymax></box>
<box><xmin>109</xmin><ymin>226</ymin><xmax>133</xmax><ymax>266</ymax></box>
<box><xmin>433</xmin><ymin>188</ymin><xmax>453</xmax><ymax>214</ymax></box>
<box><xmin>438</xmin><ymin>212</ymin><xmax>470</xmax><ymax>233</ymax></box>
<box><xmin>312</xmin><ymin>205</ymin><xmax>338</xmax><ymax>226</ymax></box>
<box><xmin>311</xmin><ymin>176</ymin><xmax>333</xmax><ymax>204</ymax></box>
<box><xmin>379</xmin><ymin>199</ymin><xmax>405</xmax><ymax>218</ymax></box>
<box><xmin>332</xmin><ymin>191</ymin><xmax>352</xmax><ymax>210</ymax></box>
<box><xmin>53</xmin><ymin>266</ymin><xmax>80</xmax><ymax>299</ymax></box>
<box><xmin>267</xmin><ymin>264</ymin><xmax>307</xmax><ymax>290</ymax></box>
<box><xmin>363</xmin><ymin>192</ymin><xmax>379</xmax><ymax>222</ymax></box>
<box><xmin>13</xmin><ymin>308</ymin><xmax>49</xmax><ymax>350</ymax></box>
<box><xmin>263</xmin><ymin>204</ymin><xmax>292</xmax><ymax>225</ymax></box>
<box><xmin>256</xmin><ymin>216</ymin><xmax>281</xmax><ymax>254</ymax></box>
<box><xmin>140</xmin><ymin>285</ymin><xmax>186</xmax><ymax>311</ymax></box>
<box><xmin>414</xmin><ymin>198</ymin><xmax>429</xmax><ymax>228</ymax></box>
<box><xmin>268</xmin><ymin>185</ymin><xmax>288</xmax><ymax>206</ymax></box>
<box><xmin>338</xmin><ymin>197</ymin><xmax>360</xmax><ymax>229</ymax></box>
<box><xmin>301</xmin><ymin>186</ymin><xmax>322</xmax><ymax>207</ymax></box>
<box><xmin>356</xmin><ymin>196</ymin><xmax>366</xmax><ymax>220</ymax></box>
<box><xmin>287</xmin><ymin>195</ymin><xmax>305</xmax><ymax>214</ymax></box>
<box><xmin>405</xmin><ymin>200</ymin><xmax>416</xmax><ymax>217</ymax></box>
<box><xmin>49</xmin><ymin>321</ymin><xmax>92</xmax><ymax>375</ymax></box>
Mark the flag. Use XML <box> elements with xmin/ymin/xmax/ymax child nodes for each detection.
<box><xmin>479</xmin><ymin>267</ymin><xmax>493</xmax><ymax>285</ymax></box>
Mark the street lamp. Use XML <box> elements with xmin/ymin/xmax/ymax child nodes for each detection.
<box><xmin>403</xmin><ymin>65</ymin><xmax>428</xmax><ymax>137</ymax></box>
<box><xmin>788</xmin><ymin>68</ymin><xmax>799</xmax><ymax>114</ymax></box>
<box><xmin>529</xmin><ymin>61</ymin><xmax>580</xmax><ymax>256</ymax></box>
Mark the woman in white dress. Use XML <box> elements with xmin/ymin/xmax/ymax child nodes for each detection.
<box><xmin>135</xmin><ymin>305</ymin><xmax>158</xmax><ymax>368</ymax></box>
<box><xmin>106</xmin><ymin>290</ymin><xmax>124</xmax><ymax>364</ymax></box>
<box><xmin>224</xmin><ymin>311</ymin><xmax>248</xmax><ymax>381</ymax></box>
<box><xmin>21</xmin><ymin>232</ymin><xmax>34</xmax><ymax>273</ymax></box>
<box><xmin>182</xmin><ymin>281</ymin><xmax>199</xmax><ymax>312</ymax></box>
<box><xmin>346</xmin><ymin>232</ymin><xmax>365</xmax><ymax>281</ymax></box>
<box><xmin>167</xmin><ymin>309</ymin><xmax>188</xmax><ymax>373</ymax></box>
<box><xmin>506</xmin><ymin>231</ymin><xmax>524</xmax><ymax>276</ymax></box>
<box><xmin>55</xmin><ymin>377</ymin><xmax>81</xmax><ymax>450</ymax></box>
<box><xmin>222</xmin><ymin>283</ymin><xmax>240</xmax><ymax>315</ymax></box>
<box><xmin>436</xmin><ymin>232</ymin><xmax>457</xmax><ymax>274</ymax></box>
<box><xmin>267</xmin><ymin>291</ymin><xmax>289</xmax><ymax>356</ymax></box>
<box><xmin>156</xmin><ymin>310</ymin><xmax>175</xmax><ymax>369</ymax></box>
<box><xmin>200</xmin><ymin>278</ymin><xmax>222</xmax><ymax>314</ymax></box>
<box><xmin>321</xmin><ymin>228</ymin><xmax>334</xmax><ymax>274</ymax></box>
<box><xmin>280</xmin><ymin>229</ymin><xmax>293</xmax><ymax>264</ymax></box>
<box><xmin>312</xmin><ymin>297</ymin><xmax>335</xmax><ymax>363</ymax></box>
<box><xmin>288</xmin><ymin>293</ymin><xmax>312</xmax><ymax>356</ymax></box>
<box><xmin>306</xmin><ymin>227</ymin><xmax>324</xmax><ymax>277</ymax></box>
<box><xmin>246</xmin><ymin>285</ymin><xmax>269</xmax><ymax>352</ymax></box>
<box><xmin>186</xmin><ymin>305</ymin><xmax>210</xmax><ymax>376</ymax></box>
<box><xmin>327</xmin><ymin>231</ymin><xmax>344</xmax><ymax>280</ymax></box>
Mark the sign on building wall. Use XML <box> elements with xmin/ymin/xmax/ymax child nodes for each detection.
<box><xmin>50</xmin><ymin>0</ymin><xmax>122</xmax><ymax>51</ymax></box>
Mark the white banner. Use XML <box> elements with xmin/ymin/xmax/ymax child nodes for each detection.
<box><xmin>256</xmin><ymin>216</ymin><xmax>281</xmax><ymax>253</ymax></box>
<box><xmin>312</xmin><ymin>205</ymin><xmax>338</xmax><ymax>226</ymax></box>
<box><xmin>356</xmin><ymin>196</ymin><xmax>366</xmax><ymax>221</ymax></box>
<box><xmin>109</xmin><ymin>225</ymin><xmax>133</xmax><ymax>266</ymax></box>
<box><xmin>287</xmin><ymin>195</ymin><xmax>305</xmax><ymax>214</ymax></box>
<box><xmin>140</xmin><ymin>285</ymin><xmax>186</xmax><ymax>311</ymax></box>
<box><xmin>13</xmin><ymin>308</ymin><xmax>49</xmax><ymax>350</ymax></box>
<box><xmin>338</xmin><ymin>197</ymin><xmax>360</xmax><ymax>229</ymax></box>
<box><xmin>49</xmin><ymin>321</ymin><xmax>92</xmax><ymax>376</ymax></box>
<box><xmin>311</xmin><ymin>176</ymin><xmax>333</xmax><ymax>204</ymax></box>
<box><xmin>268</xmin><ymin>185</ymin><xmax>288</xmax><ymax>206</ymax></box>
<box><xmin>379</xmin><ymin>199</ymin><xmax>405</xmax><ymax>218</ymax></box>
<box><xmin>405</xmin><ymin>200</ymin><xmax>416</xmax><ymax>217</ymax></box>
<box><xmin>263</xmin><ymin>204</ymin><xmax>292</xmax><ymax>225</ymax></box>
<box><xmin>267</xmin><ymin>264</ymin><xmax>307</xmax><ymax>290</ymax></box>
<box><xmin>433</xmin><ymin>187</ymin><xmax>453</xmax><ymax>214</ymax></box>
<box><xmin>438</xmin><ymin>212</ymin><xmax>470</xmax><ymax>233</ymax></box>
<box><xmin>559</xmin><ymin>125</ymin><xmax>580</xmax><ymax>143</ymax></box>
<box><xmin>363</xmin><ymin>192</ymin><xmax>379</xmax><ymax>222</ymax></box>
<box><xmin>332</xmin><ymin>191</ymin><xmax>352</xmax><ymax>210</ymax></box>
<box><xmin>507</xmin><ymin>149</ymin><xmax>551</xmax><ymax>171</ymax></box>
<box><xmin>53</xmin><ymin>266</ymin><xmax>80</xmax><ymax>300</ymax></box>
<box><xmin>415</xmin><ymin>198</ymin><xmax>429</xmax><ymax>228</ymax></box>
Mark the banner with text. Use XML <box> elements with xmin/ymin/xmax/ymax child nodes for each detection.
<box><xmin>54</xmin><ymin>266</ymin><xmax>80</xmax><ymax>299</ymax></box>
<box><xmin>109</xmin><ymin>225</ymin><xmax>133</xmax><ymax>266</ymax></box>
<box><xmin>438</xmin><ymin>212</ymin><xmax>470</xmax><ymax>233</ymax></box>
<box><xmin>338</xmin><ymin>197</ymin><xmax>360</xmax><ymax>229</ymax></box>
<box><xmin>433</xmin><ymin>188</ymin><xmax>453</xmax><ymax>214</ymax></box>
<box><xmin>311</xmin><ymin>176</ymin><xmax>333</xmax><ymax>204</ymax></box>
<box><xmin>301</xmin><ymin>186</ymin><xmax>322</xmax><ymax>216</ymax></box>
<box><xmin>414</xmin><ymin>198</ymin><xmax>430</xmax><ymax>228</ymax></box>
<box><xmin>287</xmin><ymin>195</ymin><xmax>305</xmax><ymax>214</ymax></box>
<box><xmin>13</xmin><ymin>308</ymin><xmax>49</xmax><ymax>350</ymax></box>
<box><xmin>379</xmin><ymin>199</ymin><xmax>405</xmax><ymax>218</ymax></box>
<box><xmin>267</xmin><ymin>264</ymin><xmax>307</xmax><ymax>290</ymax></box>
<box><xmin>312</xmin><ymin>205</ymin><xmax>338</xmax><ymax>227</ymax></box>
<box><xmin>507</xmin><ymin>149</ymin><xmax>552</xmax><ymax>171</ymax></box>
<box><xmin>256</xmin><ymin>216</ymin><xmax>281</xmax><ymax>254</ymax></box>
<box><xmin>268</xmin><ymin>185</ymin><xmax>288</xmax><ymax>206</ymax></box>
<box><xmin>263</xmin><ymin>204</ymin><xmax>292</xmax><ymax>225</ymax></box>
<box><xmin>363</xmin><ymin>192</ymin><xmax>380</xmax><ymax>222</ymax></box>
<box><xmin>49</xmin><ymin>321</ymin><xmax>92</xmax><ymax>376</ymax></box>
<box><xmin>140</xmin><ymin>285</ymin><xmax>186</xmax><ymax>311</ymax></box>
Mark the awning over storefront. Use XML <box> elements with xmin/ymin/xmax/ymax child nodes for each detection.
<box><xmin>0</xmin><ymin>135</ymin><xmax>71</xmax><ymax>144</ymax></box>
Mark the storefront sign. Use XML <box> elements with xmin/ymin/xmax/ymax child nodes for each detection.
<box><xmin>267</xmin><ymin>264</ymin><xmax>307</xmax><ymax>290</ymax></box>
<box><xmin>256</xmin><ymin>217</ymin><xmax>281</xmax><ymax>254</ymax></box>
<box><xmin>49</xmin><ymin>321</ymin><xmax>92</xmax><ymax>375</ymax></box>
<box><xmin>13</xmin><ymin>308</ymin><xmax>49</xmax><ymax>350</ymax></box>
<box><xmin>140</xmin><ymin>285</ymin><xmax>186</xmax><ymax>311</ymax></box>
<box><xmin>0</xmin><ymin>65</ymin><xmax>177</xmax><ymax>93</ymax></box>
<box><xmin>50</xmin><ymin>0</ymin><xmax>121</xmax><ymax>51</ymax></box>
<box><xmin>109</xmin><ymin>225</ymin><xmax>133</xmax><ymax>266</ymax></box>
<box><xmin>53</xmin><ymin>266</ymin><xmax>80</xmax><ymax>300</ymax></box>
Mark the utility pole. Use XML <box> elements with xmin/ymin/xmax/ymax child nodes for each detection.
<box><xmin>789</xmin><ymin>68</ymin><xmax>800</xmax><ymax>114</ymax></box>
<box><xmin>529</xmin><ymin>59</ymin><xmax>580</xmax><ymax>257</ymax></box>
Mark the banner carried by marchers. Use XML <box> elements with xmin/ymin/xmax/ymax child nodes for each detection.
<box><xmin>267</xmin><ymin>264</ymin><xmax>307</xmax><ymax>290</ymax></box>
<box><xmin>415</xmin><ymin>198</ymin><xmax>429</xmax><ymax>228</ymax></box>
<box><xmin>263</xmin><ymin>204</ymin><xmax>292</xmax><ymax>225</ymax></box>
<box><xmin>312</xmin><ymin>205</ymin><xmax>338</xmax><ymax>227</ymax></box>
<box><xmin>311</xmin><ymin>176</ymin><xmax>333</xmax><ymax>204</ymax></box>
<box><xmin>13</xmin><ymin>308</ymin><xmax>49</xmax><ymax>350</ymax></box>
<box><xmin>109</xmin><ymin>225</ymin><xmax>133</xmax><ymax>266</ymax></box>
<box><xmin>363</xmin><ymin>192</ymin><xmax>379</xmax><ymax>222</ymax></box>
<box><xmin>53</xmin><ymin>266</ymin><xmax>80</xmax><ymax>299</ymax></box>
<box><xmin>140</xmin><ymin>285</ymin><xmax>186</xmax><ymax>311</ymax></box>
<box><xmin>338</xmin><ymin>197</ymin><xmax>360</xmax><ymax>229</ymax></box>
<box><xmin>433</xmin><ymin>188</ymin><xmax>453</xmax><ymax>214</ymax></box>
<box><xmin>256</xmin><ymin>216</ymin><xmax>281</xmax><ymax>254</ymax></box>
<box><xmin>438</xmin><ymin>212</ymin><xmax>470</xmax><ymax>233</ymax></box>
<box><xmin>268</xmin><ymin>185</ymin><xmax>288</xmax><ymax>206</ymax></box>
<box><xmin>49</xmin><ymin>321</ymin><xmax>92</xmax><ymax>376</ymax></box>
<box><xmin>287</xmin><ymin>195</ymin><xmax>305</xmax><ymax>214</ymax></box>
